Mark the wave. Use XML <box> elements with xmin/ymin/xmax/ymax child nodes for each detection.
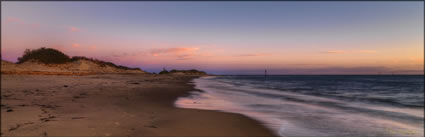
<box><xmin>214</xmin><ymin>75</ymin><xmax>424</xmax><ymax>108</ymax></box>
<box><xmin>175</xmin><ymin>76</ymin><xmax>424</xmax><ymax>137</ymax></box>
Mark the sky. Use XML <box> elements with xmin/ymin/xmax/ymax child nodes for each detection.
<box><xmin>1</xmin><ymin>2</ymin><xmax>424</xmax><ymax>74</ymax></box>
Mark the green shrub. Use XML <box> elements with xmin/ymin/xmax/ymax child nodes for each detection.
<box><xmin>17</xmin><ymin>47</ymin><xmax>71</xmax><ymax>64</ymax></box>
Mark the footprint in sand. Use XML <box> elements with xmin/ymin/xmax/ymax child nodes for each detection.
<box><xmin>41</xmin><ymin>131</ymin><xmax>48</xmax><ymax>137</ymax></box>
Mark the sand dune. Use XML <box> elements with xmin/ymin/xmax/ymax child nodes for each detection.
<box><xmin>1</xmin><ymin>60</ymin><xmax>147</xmax><ymax>75</ymax></box>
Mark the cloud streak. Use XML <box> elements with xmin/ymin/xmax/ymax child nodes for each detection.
<box><xmin>5</xmin><ymin>17</ymin><xmax>23</xmax><ymax>24</ymax></box>
<box><xmin>323</xmin><ymin>50</ymin><xmax>345</xmax><ymax>54</ymax></box>
<box><xmin>150</xmin><ymin>47</ymin><xmax>199</xmax><ymax>56</ymax></box>
<box><xmin>68</xmin><ymin>26</ymin><xmax>80</xmax><ymax>32</ymax></box>
<box><xmin>4</xmin><ymin>17</ymin><xmax>41</xmax><ymax>29</ymax></box>
<box><xmin>236</xmin><ymin>53</ymin><xmax>272</xmax><ymax>57</ymax></box>
<box><xmin>322</xmin><ymin>50</ymin><xmax>377</xmax><ymax>54</ymax></box>
<box><xmin>150</xmin><ymin>47</ymin><xmax>200</xmax><ymax>60</ymax></box>
<box><xmin>72</xmin><ymin>43</ymin><xmax>81</xmax><ymax>48</ymax></box>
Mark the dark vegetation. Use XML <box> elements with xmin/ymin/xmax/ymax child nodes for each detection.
<box><xmin>17</xmin><ymin>48</ymin><xmax>71</xmax><ymax>64</ymax></box>
<box><xmin>17</xmin><ymin>47</ymin><xmax>141</xmax><ymax>71</ymax></box>
<box><xmin>159</xmin><ymin>68</ymin><xmax>206</xmax><ymax>75</ymax></box>
<box><xmin>159</xmin><ymin>69</ymin><xmax>169</xmax><ymax>74</ymax></box>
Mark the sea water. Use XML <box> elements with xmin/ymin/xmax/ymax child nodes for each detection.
<box><xmin>175</xmin><ymin>75</ymin><xmax>424</xmax><ymax>137</ymax></box>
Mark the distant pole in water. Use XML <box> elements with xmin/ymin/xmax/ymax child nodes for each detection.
<box><xmin>265</xmin><ymin>69</ymin><xmax>267</xmax><ymax>77</ymax></box>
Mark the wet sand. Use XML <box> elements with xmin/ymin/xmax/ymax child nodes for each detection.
<box><xmin>1</xmin><ymin>74</ymin><xmax>277</xmax><ymax>136</ymax></box>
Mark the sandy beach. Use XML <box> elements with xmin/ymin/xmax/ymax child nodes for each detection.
<box><xmin>2</xmin><ymin>2</ymin><xmax>423</xmax><ymax>137</ymax></box>
<box><xmin>1</xmin><ymin>74</ymin><xmax>276</xmax><ymax>136</ymax></box>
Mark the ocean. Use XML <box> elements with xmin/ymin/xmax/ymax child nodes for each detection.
<box><xmin>175</xmin><ymin>75</ymin><xmax>424</xmax><ymax>137</ymax></box>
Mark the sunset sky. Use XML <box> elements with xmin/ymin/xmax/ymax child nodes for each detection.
<box><xmin>1</xmin><ymin>2</ymin><xmax>423</xmax><ymax>74</ymax></box>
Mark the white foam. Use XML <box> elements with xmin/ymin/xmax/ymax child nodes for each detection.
<box><xmin>175</xmin><ymin>77</ymin><xmax>424</xmax><ymax>137</ymax></box>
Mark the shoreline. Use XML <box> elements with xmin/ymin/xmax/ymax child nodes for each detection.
<box><xmin>1</xmin><ymin>74</ymin><xmax>277</xmax><ymax>136</ymax></box>
<box><xmin>177</xmin><ymin>75</ymin><xmax>424</xmax><ymax>137</ymax></box>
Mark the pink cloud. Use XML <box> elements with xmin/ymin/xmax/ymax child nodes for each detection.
<box><xmin>176</xmin><ymin>54</ymin><xmax>193</xmax><ymax>60</ymax></box>
<box><xmin>68</xmin><ymin>26</ymin><xmax>80</xmax><ymax>32</ymax></box>
<box><xmin>72</xmin><ymin>43</ymin><xmax>81</xmax><ymax>48</ymax></box>
<box><xmin>5</xmin><ymin>17</ymin><xmax>23</xmax><ymax>24</ymax></box>
<box><xmin>323</xmin><ymin>50</ymin><xmax>345</xmax><ymax>54</ymax></box>
<box><xmin>4</xmin><ymin>17</ymin><xmax>40</xmax><ymax>29</ymax></box>
<box><xmin>237</xmin><ymin>53</ymin><xmax>272</xmax><ymax>57</ymax></box>
<box><xmin>111</xmin><ymin>52</ymin><xmax>129</xmax><ymax>58</ymax></box>
<box><xmin>150</xmin><ymin>47</ymin><xmax>199</xmax><ymax>56</ymax></box>
<box><xmin>149</xmin><ymin>47</ymin><xmax>201</xmax><ymax>60</ymax></box>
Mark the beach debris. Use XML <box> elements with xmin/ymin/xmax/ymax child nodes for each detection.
<box><xmin>23</xmin><ymin>90</ymin><xmax>33</xmax><ymax>94</ymax></box>
<box><xmin>6</xmin><ymin>109</ymin><xmax>13</xmax><ymax>112</ymax></box>
<box><xmin>40</xmin><ymin>104</ymin><xmax>58</xmax><ymax>109</ymax></box>
<box><xmin>130</xmin><ymin>82</ymin><xmax>140</xmax><ymax>85</ymax></box>
<box><xmin>145</xmin><ymin>125</ymin><xmax>157</xmax><ymax>128</ymax></box>
<box><xmin>41</xmin><ymin>108</ymin><xmax>48</xmax><ymax>114</ymax></box>
<box><xmin>2</xmin><ymin>94</ymin><xmax>12</xmax><ymax>98</ymax></box>
<box><xmin>63</xmin><ymin>85</ymin><xmax>68</xmax><ymax>87</ymax></box>
<box><xmin>71</xmin><ymin>117</ymin><xmax>85</xmax><ymax>119</ymax></box>
<box><xmin>24</xmin><ymin>122</ymin><xmax>34</xmax><ymax>125</ymax></box>
<box><xmin>40</xmin><ymin>118</ymin><xmax>50</xmax><ymax>122</ymax></box>
<box><xmin>40</xmin><ymin>118</ymin><xmax>52</xmax><ymax>122</ymax></box>
<box><xmin>40</xmin><ymin>115</ymin><xmax>56</xmax><ymax>122</ymax></box>
<box><xmin>42</xmin><ymin>131</ymin><xmax>48</xmax><ymax>137</ymax></box>
<box><xmin>8</xmin><ymin>124</ymin><xmax>21</xmax><ymax>131</ymax></box>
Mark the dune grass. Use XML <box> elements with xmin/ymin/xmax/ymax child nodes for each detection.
<box><xmin>17</xmin><ymin>47</ymin><xmax>141</xmax><ymax>71</ymax></box>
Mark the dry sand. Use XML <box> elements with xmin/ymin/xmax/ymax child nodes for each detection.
<box><xmin>1</xmin><ymin>74</ymin><xmax>276</xmax><ymax>136</ymax></box>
